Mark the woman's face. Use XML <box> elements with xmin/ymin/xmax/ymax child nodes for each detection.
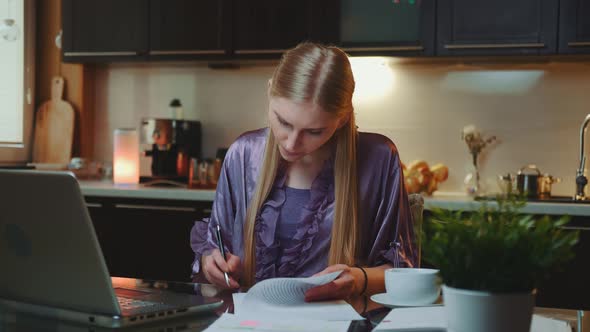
<box><xmin>268</xmin><ymin>96</ymin><xmax>347</xmax><ymax>162</ymax></box>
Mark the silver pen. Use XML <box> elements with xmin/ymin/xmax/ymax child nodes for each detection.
<box><xmin>215</xmin><ymin>224</ymin><xmax>231</xmax><ymax>287</ymax></box>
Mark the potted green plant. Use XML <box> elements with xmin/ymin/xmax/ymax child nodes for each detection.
<box><xmin>423</xmin><ymin>196</ymin><xmax>579</xmax><ymax>332</ymax></box>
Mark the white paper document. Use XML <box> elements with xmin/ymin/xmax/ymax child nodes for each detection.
<box><xmin>373</xmin><ymin>306</ymin><xmax>576</xmax><ymax>332</ymax></box>
<box><xmin>233</xmin><ymin>270</ymin><xmax>364</xmax><ymax>321</ymax></box>
<box><xmin>373</xmin><ymin>306</ymin><xmax>446</xmax><ymax>331</ymax></box>
<box><xmin>204</xmin><ymin>313</ymin><xmax>351</xmax><ymax>332</ymax></box>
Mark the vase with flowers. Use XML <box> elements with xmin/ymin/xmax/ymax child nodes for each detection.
<box><xmin>461</xmin><ymin>124</ymin><xmax>496</xmax><ymax>196</ymax></box>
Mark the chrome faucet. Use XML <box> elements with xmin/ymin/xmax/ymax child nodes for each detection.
<box><xmin>575</xmin><ymin>114</ymin><xmax>590</xmax><ymax>200</ymax></box>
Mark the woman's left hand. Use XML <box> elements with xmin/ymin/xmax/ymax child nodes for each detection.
<box><xmin>304</xmin><ymin>264</ymin><xmax>362</xmax><ymax>302</ymax></box>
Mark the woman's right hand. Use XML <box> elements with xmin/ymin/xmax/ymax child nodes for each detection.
<box><xmin>201</xmin><ymin>249</ymin><xmax>242</xmax><ymax>289</ymax></box>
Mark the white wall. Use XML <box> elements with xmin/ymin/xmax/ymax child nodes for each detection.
<box><xmin>93</xmin><ymin>59</ymin><xmax>590</xmax><ymax>196</ymax></box>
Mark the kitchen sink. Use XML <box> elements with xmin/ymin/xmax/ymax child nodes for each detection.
<box><xmin>475</xmin><ymin>195</ymin><xmax>590</xmax><ymax>204</ymax></box>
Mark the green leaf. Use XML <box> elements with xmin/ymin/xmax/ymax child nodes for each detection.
<box><xmin>422</xmin><ymin>195</ymin><xmax>579</xmax><ymax>293</ymax></box>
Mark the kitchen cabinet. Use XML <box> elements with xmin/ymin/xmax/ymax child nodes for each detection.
<box><xmin>436</xmin><ymin>0</ymin><xmax>559</xmax><ymax>56</ymax></box>
<box><xmin>85</xmin><ymin>196</ymin><xmax>212</xmax><ymax>282</ymax></box>
<box><xmin>232</xmin><ymin>0</ymin><xmax>339</xmax><ymax>58</ymax></box>
<box><xmin>535</xmin><ymin>215</ymin><xmax>590</xmax><ymax>310</ymax></box>
<box><xmin>558</xmin><ymin>0</ymin><xmax>590</xmax><ymax>54</ymax></box>
<box><xmin>63</xmin><ymin>0</ymin><xmax>590</xmax><ymax>61</ymax></box>
<box><xmin>62</xmin><ymin>0</ymin><xmax>228</xmax><ymax>62</ymax></box>
<box><xmin>62</xmin><ymin>0</ymin><xmax>149</xmax><ymax>62</ymax></box>
<box><xmin>149</xmin><ymin>0</ymin><xmax>230</xmax><ymax>60</ymax></box>
<box><xmin>62</xmin><ymin>0</ymin><xmax>339</xmax><ymax>62</ymax></box>
<box><xmin>339</xmin><ymin>0</ymin><xmax>435</xmax><ymax>56</ymax></box>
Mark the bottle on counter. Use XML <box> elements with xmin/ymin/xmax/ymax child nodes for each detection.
<box><xmin>199</xmin><ymin>159</ymin><xmax>210</xmax><ymax>188</ymax></box>
<box><xmin>188</xmin><ymin>158</ymin><xmax>201</xmax><ymax>189</ymax></box>
<box><xmin>170</xmin><ymin>98</ymin><xmax>184</xmax><ymax>120</ymax></box>
<box><xmin>212</xmin><ymin>158</ymin><xmax>222</xmax><ymax>188</ymax></box>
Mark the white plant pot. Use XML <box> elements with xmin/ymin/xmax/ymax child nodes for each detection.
<box><xmin>443</xmin><ymin>285</ymin><xmax>535</xmax><ymax>332</ymax></box>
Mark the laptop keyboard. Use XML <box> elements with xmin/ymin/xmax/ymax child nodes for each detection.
<box><xmin>117</xmin><ymin>296</ymin><xmax>159</xmax><ymax>310</ymax></box>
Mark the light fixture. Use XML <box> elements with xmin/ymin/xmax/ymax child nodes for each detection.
<box><xmin>350</xmin><ymin>57</ymin><xmax>396</xmax><ymax>103</ymax></box>
<box><xmin>0</xmin><ymin>0</ymin><xmax>19</xmax><ymax>42</ymax></box>
<box><xmin>0</xmin><ymin>18</ymin><xmax>19</xmax><ymax>42</ymax></box>
<box><xmin>113</xmin><ymin>128</ymin><xmax>140</xmax><ymax>185</ymax></box>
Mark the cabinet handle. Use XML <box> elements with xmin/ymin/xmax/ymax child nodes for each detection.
<box><xmin>149</xmin><ymin>50</ymin><xmax>226</xmax><ymax>55</ymax></box>
<box><xmin>234</xmin><ymin>49</ymin><xmax>288</xmax><ymax>55</ymax></box>
<box><xmin>85</xmin><ymin>202</ymin><xmax>103</xmax><ymax>208</ymax></box>
<box><xmin>568</xmin><ymin>41</ymin><xmax>590</xmax><ymax>47</ymax></box>
<box><xmin>444</xmin><ymin>43</ymin><xmax>545</xmax><ymax>50</ymax></box>
<box><xmin>342</xmin><ymin>46</ymin><xmax>424</xmax><ymax>52</ymax></box>
<box><xmin>202</xmin><ymin>209</ymin><xmax>212</xmax><ymax>214</ymax></box>
<box><xmin>63</xmin><ymin>51</ymin><xmax>138</xmax><ymax>57</ymax></box>
<box><xmin>114</xmin><ymin>204</ymin><xmax>197</xmax><ymax>212</ymax></box>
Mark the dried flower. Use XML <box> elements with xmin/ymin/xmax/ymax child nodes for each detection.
<box><xmin>461</xmin><ymin>124</ymin><xmax>496</xmax><ymax>167</ymax></box>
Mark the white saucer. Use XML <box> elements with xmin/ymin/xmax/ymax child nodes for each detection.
<box><xmin>370</xmin><ymin>293</ymin><xmax>443</xmax><ymax>309</ymax></box>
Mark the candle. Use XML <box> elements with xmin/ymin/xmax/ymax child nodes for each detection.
<box><xmin>113</xmin><ymin>128</ymin><xmax>139</xmax><ymax>185</ymax></box>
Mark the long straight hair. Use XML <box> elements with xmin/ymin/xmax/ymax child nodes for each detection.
<box><xmin>242</xmin><ymin>43</ymin><xmax>358</xmax><ymax>287</ymax></box>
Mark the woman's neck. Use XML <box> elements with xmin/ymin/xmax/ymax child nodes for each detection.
<box><xmin>285</xmin><ymin>142</ymin><xmax>333</xmax><ymax>189</ymax></box>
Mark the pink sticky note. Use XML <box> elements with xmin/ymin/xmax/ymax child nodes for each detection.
<box><xmin>240</xmin><ymin>320</ymin><xmax>260</xmax><ymax>327</ymax></box>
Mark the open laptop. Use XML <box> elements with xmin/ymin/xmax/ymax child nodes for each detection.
<box><xmin>0</xmin><ymin>170</ymin><xmax>223</xmax><ymax>327</ymax></box>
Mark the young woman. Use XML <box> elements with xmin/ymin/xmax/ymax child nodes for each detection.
<box><xmin>190</xmin><ymin>42</ymin><xmax>416</xmax><ymax>302</ymax></box>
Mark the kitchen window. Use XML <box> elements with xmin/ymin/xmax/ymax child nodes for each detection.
<box><xmin>0</xmin><ymin>0</ymin><xmax>34</xmax><ymax>164</ymax></box>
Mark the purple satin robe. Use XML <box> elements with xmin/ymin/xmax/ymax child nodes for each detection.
<box><xmin>190</xmin><ymin>128</ymin><xmax>416</xmax><ymax>282</ymax></box>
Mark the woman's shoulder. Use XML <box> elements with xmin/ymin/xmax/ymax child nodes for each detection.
<box><xmin>232</xmin><ymin>128</ymin><xmax>268</xmax><ymax>148</ymax></box>
<box><xmin>357</xmin><ymin>132</ymin><xmax>399</xmax><ymax>159</ymax></box>
<box><xmin>225</xmin><ymin>128</ymin><xmax>268</xmax><ymax>164</ymax></box>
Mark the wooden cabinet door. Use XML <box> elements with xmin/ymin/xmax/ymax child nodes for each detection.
<box><xmin>86</xmin><ymin>197</ymin><xmax>213</xmax><ymax>282</ymax></box>
<box><xmin>535</xmin><ymin>217</ymin><xmax>590</xmax><ymax>310</ymax></box>
<box><xmin>232</xmin><ymin>0</ymin><xmax>312</xmax><ymax>56</ymax></box>
<box><xmin>558</xmin><ymin>0</ymin><xmax>590</xmax><ymax>54</ymax></box>
<box><xmin>339</xmin><ymin>0</ymin><xmax>435</xmax><ymax>56</ymax></box>
<box><xmin>437</xmin><ymin>0</ymin><xmax>559</xmax><ymax>56</ymax></box>
<box><xmin>62</xmin><ymin>0</ymin><xmax>149</xmax><ymax>62</ymax></box>
<box><xmin>149</xmin><ymin>0</ymin><xmax>230</xmax><ymax>60</ymax></box>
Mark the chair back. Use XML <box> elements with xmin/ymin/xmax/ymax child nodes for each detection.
<box><xmin>408</xmin><ymin>193</ymin><xmax>424</xmax><ymax>267</ymax></box>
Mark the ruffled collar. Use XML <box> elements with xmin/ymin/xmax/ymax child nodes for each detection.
<box><xmin>254</xmin><ymin>152</ymin><xmax>335</xmax><ymax>281</ymax></box>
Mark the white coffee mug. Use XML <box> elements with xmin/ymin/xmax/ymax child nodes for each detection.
<box><xmin>385</xmin><ymin>268</ymin><xmax>440</xmax><ymax>306</ymax></box>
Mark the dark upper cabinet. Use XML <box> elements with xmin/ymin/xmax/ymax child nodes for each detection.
<box><xmin>436</xmin><ymin>0</ymin><xmax>559</xmax><ymax>56</ymax></box>
<box><xmin>232</xmin><ymin>0</ymin><xmax>310</xmax><ymax>55</ymax></box>
<box><xmin>62</xmin><ymin>0</ymin><xmax>149</xmax><ymax>62</ymax></box>
<box><xmin>558</xmin><ymin>0</ymin><xmax>590</xmax><ymax>54</ymax></box>
<box><xmin>231</xmin><ymin>0</ymin><xmax>339</xmax><ymax>57</ymax></box>
<box><xmin>149</xmin><ymin>0</ymin><xmax>230</xmax><ymax>60</ymax></box>
<box><xmin>64</xmin><ymin>0</ymin><xmax>590</xmax><ymax>62</ymax></box>
<box><xmin>339</xmin><ymin>0</ymin><xmax>435</xmax><ymax>56</ymax></box>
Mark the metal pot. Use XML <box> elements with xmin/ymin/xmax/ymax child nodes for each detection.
<box><xmin>539</xmin><ymin>174</ymin><xmax>561</xmax><ymax>198</ymax></box>
<box><xmin>497</xmin><ymin>173</ymin><xmax>515</xmax><ymax>195</ymax></box>
<box><xmin>516</xmin><ymin>165</ymin><xmax>561</xmax><ymax>198</ymax></box>
<box><xmin>516</xmin><ymin>164</ymin><xmax>541</xmax><ymax>197</ymax></box>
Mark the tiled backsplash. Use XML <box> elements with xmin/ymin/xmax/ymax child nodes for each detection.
<box><xmin>93</xmin><ymin>60</ymin><xmax>590</xmax><ymax>196</ymax></box>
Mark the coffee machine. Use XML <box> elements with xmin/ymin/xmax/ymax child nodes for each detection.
<box><xmin>140</xmin><ymin>118</ymin><xmax>201</xmax><ymax>183</ymax></box>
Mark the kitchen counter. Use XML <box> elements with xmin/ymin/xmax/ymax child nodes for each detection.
<box><xmin>78</xmin><ymin>182</ymin><xmax>590</xmax><ymax>216</ymax></box>
<box><xmin>79</xmin><ymin>180</ymin><xmax>216</xmax><ymax>201</ymax></box>
<box><xmin>426</xmin><ymin>192</ymin><xmax>590</xmax><ymax>216</ymax></box>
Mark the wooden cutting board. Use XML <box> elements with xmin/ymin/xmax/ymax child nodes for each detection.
<box><xmin>32</xmin><ymin>76</ymin><xmax>75</xmax><ymax>165</ymax></box>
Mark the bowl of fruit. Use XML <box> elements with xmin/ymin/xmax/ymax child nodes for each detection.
<box><xmin>402</xmin><ymin>160</ymin><xmax>449</xmax><ymax>195</ymax></box>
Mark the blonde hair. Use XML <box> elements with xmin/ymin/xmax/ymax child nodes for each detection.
<box><xmin>242</xmin><ymin>43</ymin><xmax>358</xmax><ymax>287</ymax></box>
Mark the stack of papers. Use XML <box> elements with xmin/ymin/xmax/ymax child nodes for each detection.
<box><xmin>204</xmin><ymin>271</ymin><xmax>363</xmax><ymax>332</ymax></box>
<box><xmin>205</xmin><ymin>313</ymin><xmax>352</xmax><ymax>332</ymax></box>
<box><xmin>373</xmin><ymin>307</ymin><xmax>445</xmax><ymax>331</ymax></box>
<box><xmin>373</xmin><ymin>306</ymin><xmax>576</xmax><ymax>332</ymax></box>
